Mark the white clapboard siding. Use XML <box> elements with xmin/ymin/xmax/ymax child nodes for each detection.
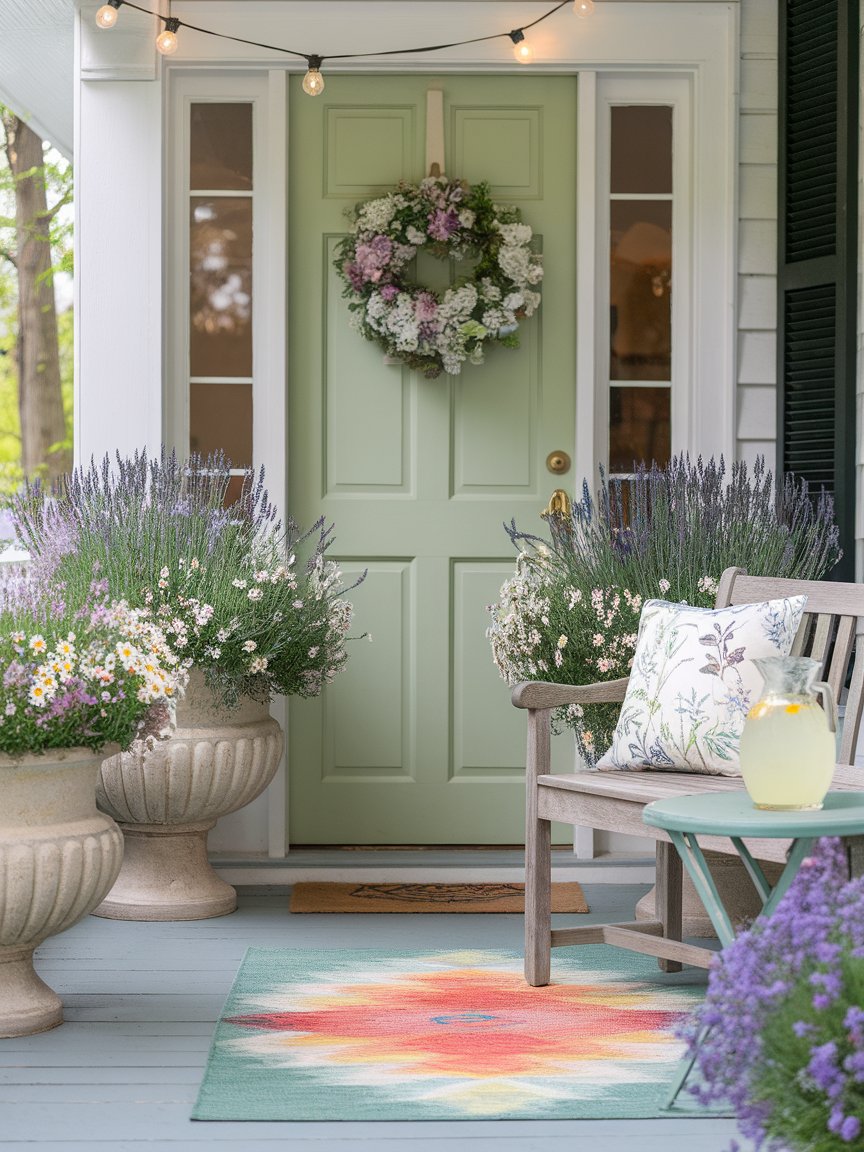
<box><xmin>737</xmin><ymin>385</ymin><xmax>777</xmax><ymax>440</ymax></box>
<box><xmin>737</xmin><ymin>439</ymin><xmax>778</xmax><ymax>473</ymax></box>
<box><xmin>738</xmin><ymin>333</ymin><xmax>776</xmax><ymax>386</ymax></box>
<box><xmin>738</xmin><ymin>276</ymin><xmax>777</xmax><ymax>329</ymax></box>
<box><xmin>740</xmin><ymin>112</ymin><xmax>777</xmax><ymax>165</ymax></box>
<box><xmin>736</xmin><ymin>0</ymin><xmax>779</xmax><ymax>477</ymax></box>
<box><xmin>739</xmin><ymin>164</ymin><xmax>777</xmax><ymax>220</ymax></box>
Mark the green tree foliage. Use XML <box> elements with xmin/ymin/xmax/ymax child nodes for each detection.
<box><xmin>0</xmin><ymin>109</ymin><xmax>73</xmax><ymax>490</ymax></box>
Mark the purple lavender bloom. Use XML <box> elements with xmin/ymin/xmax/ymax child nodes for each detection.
<box><xmin>684</xmin><ymin>838</ymin><xmax>864</xmax><ymax>1149</ymax></box>
<box><xmin>840</xmin><ymin>1116</ymin><xmax>861</xmax><ymax>1143</ymax></box>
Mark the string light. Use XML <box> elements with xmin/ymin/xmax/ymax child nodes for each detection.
<box><xmin>156</xmin><ymin>16</ymin><xmax>181</xmax><ymax>55</ymax></box>
<box><xmin>302</xmin><ymin>56</ymin><xmax>326</xmax><ymax>96</ymax></box>
<box><xmin>95</xmin><ymin>0</ymin><xmax>122</xmax><ymax>29</ymax></box>
<box><xmin>509</xmin><ymin>30</ymin><xmax>534</xmax><ymax>64</ymax></box>
<box><xmin>94</xmin><ymin>0</ymin><xmax>594</xmax><ymax>91</ymax></box>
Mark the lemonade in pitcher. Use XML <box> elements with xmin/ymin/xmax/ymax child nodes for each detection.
<box><xmin>739</xmin><ymin>656</ymin><xmax>837</xmax><ymax>810</ymax></box>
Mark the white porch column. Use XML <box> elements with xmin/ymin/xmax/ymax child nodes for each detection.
<box><xmin>74</xmin><ymin>6</ymin><xmax>163</xmax><ymax>463</ymax></box>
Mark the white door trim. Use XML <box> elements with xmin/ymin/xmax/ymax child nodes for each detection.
<box><xmin>158</xmin><ymin>4</ymin><xmax>736</xmax><ymax>856</ymax></box>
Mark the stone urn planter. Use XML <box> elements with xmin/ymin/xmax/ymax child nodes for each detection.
<box><xmin>0</xmin><ymin>747</ymin><xmax>124</xmax><ymax>1037</ymax></box>
<box><xmin>93</xmin><ymin>671</ymin><xmax>283</xmax><ymax>921</ymax></box>
<box><xmin>636</xmin><ymin>849</ymin><xmax>785</xmax><ymax>937</ymax></box>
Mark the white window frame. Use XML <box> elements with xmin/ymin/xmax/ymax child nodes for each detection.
<box><xmin>165</xmin><ymin>70</ymin><xmax>286</xmax><ymax>507</ymax></box>
<box><xmin>575</xmin><ymin>68</ymin><xmax>735</xmax><ymax>487</ymax></box>
<box><xmin>165</xmin><ymin>68</ymin><xmax>288</xmax><ymax>857</ymax></box>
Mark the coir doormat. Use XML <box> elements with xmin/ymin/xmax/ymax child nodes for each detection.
<box><xmin>193</xmin><ymin>945</ymin><xmax>706</xmax><ymax>1121</ymax></box>
<box><xmin>289</xmin><ymin>881</ymin><xmax>588</xmax><ymax>914</ymax></box>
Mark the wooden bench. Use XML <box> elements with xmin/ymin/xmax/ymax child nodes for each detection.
<box><xmin>512</xmin><ymin>567</ymin><xmax>864</xmax><ymax>983</ymax></box>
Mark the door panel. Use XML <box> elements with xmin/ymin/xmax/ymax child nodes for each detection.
<box><xmin>288</xmin><ymin>75</ymin><xmax>577</xmax><ymax>843</ymax></box>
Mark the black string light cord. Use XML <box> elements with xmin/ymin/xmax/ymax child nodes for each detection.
<box><xmin>102</xmin><ymin>0</ymin><xmax>574</xmax><ymax>68</ymax></box>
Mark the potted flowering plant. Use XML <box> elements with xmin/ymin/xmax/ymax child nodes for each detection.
<box><xmin>488</xmin><ymin>456</ymin><xmax>840</xmax><ymax>767</ymax></box>
<box><xmin>10</xmin><ymin>450</ymin><xmax>362</xmax><ymax>921</ymax></box>
<box><xmin>687</xmin><ymin>837</ymin><xmax>864</xmax><ymax>1150</ymax></box>
<box><xmin>0</xmin><ymin>577</ymin><xmax>185</xmax><ymax>1036</ymax></box>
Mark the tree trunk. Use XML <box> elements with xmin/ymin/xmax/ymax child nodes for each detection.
<box><xmin>2</xmin><ymin>115</ymin><xmax>70</xmax><ymax>480</ymax></box>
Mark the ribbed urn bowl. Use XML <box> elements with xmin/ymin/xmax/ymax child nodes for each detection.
<box><xmin>94</xmin><ymin>671</ymin><xmax>283</xmax><ymax>921</ymax></box>
<box><xmin>0</xmin><ymin>747</ymin><xmax>124</xmax><ymax>1037</ymax></box>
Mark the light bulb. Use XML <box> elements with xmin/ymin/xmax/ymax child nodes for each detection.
<box><xmin>156</xmin><ymin>18</ymin><xmax>180</xmax><ymax>56</ymax></box>
<box><xmin>573</xmin><ymin>0</ymin><xmax>595</xmax><ymax>17</ymax></box>
<box><xmin>508</xmin><ymin>29</ymin><xmax>534</xmax><ymax>64</ymax></box>
<box><xmin>95</xmin><ymin>1</ymin><xmax>121</xmax><ymax>29</ymax></box>
<box><xmin>302</xmin><ymin>57</ymin><xmax>325</xmax><ymax>96</ymax></box>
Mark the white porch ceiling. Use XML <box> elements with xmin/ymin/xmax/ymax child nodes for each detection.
<box><xmin>0</xmin><ymin>0</ymin><xmax>74</xmax><ymax>158</ymax></box>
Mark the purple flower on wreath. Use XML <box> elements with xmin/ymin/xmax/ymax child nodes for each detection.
<box><xmin>428</xmin><ymin>208</ymin><xmax>459</xmax><ymax>241</ymax></box>
<box><xmin>353</xmin><ymin>236</ymin><xmax>393</xmax><ymax>285</ymax></box>
<box><xmin>414</xmin><ymin>291</ymin><xmax>438</xmax><ymax>323</ymax></box>
<box><xmin>380</xmin><ymin>284</ymin><xmax>399</xmax><ymax>303</ymax></box>
<box><xmin>342</xmin><ymin>261</ymin><xmax>365</xmax><ymax>292</ymax></box>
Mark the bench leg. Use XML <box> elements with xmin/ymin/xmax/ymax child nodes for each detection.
<box><xmin>655</xmin><ymin>841</ymin><xmax>683</xmax><ymax>974</ymax></box>
<box><xmin>525</xmin><ymin>813</ymin><xmax>552</xmax><ymax>986</ymax></box>
<box><xmin>524</xmin><ymin>709</ymin><xmax>553</xmax><ymax>986</ymax></box>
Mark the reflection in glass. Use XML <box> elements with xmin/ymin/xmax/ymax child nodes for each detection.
<box><xmin>190</xmin><ymin>382</ymin><xmax>253</xmax><ymax>468</ymax></box>
<box><xmin>610</xmin><ymin>106</ymin><xmax>673</xmax><ymax>194</ymax></box>
<box><xmin>610</xmin><ymin>200</ymin><xmax>671</xmax><ymax>381</ymax></box>
<box><xmin>609</xmin><ymin>385</ymin><xmax>670</xmax><ymax>473</ymax></box>
<box><xmin>190</xmin><ymin>198</ymin><xmax>253</xmax><ymax>379</ymax></box>
<box><xmin>190</xmin><ymin>104</ymin><xmax>253</xmax><ymax>191</ymax></box>
<box><xmin>224</xmin><ymin>475</ymin><xmax>246</xmax><ymax>507</ymax></box>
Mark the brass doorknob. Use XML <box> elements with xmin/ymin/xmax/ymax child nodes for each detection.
<box><xmin>542</xmin><ymin>488</ymin><xmax>572</xmax><ymax>519</ymax></box>
<box><xmin>546</xmin><ymin>450</ymin><xmax>571</xmax><ymax>475</ymax></box>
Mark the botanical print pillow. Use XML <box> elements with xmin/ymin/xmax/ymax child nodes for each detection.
<box><xmin>595</xmin><ymin>596</ymin><xmax>808</xmax><ymax>776</ymax></box>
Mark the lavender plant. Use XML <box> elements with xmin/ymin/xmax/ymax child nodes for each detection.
<box><xmin>487</xmin><ymin>456</ymin><xmax>840</xmax><ymax>762</ymax></box>
<box><xmin>687</xmin><ymin>837</ymin><xmax>864</xmax><ymax>1150</ymax></box>
<box><xmin>10</xmin><ymin>451</ymin><xmax>363</xmax><ymax>707</ymax></box>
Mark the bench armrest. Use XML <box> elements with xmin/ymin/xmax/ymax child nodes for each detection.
<box><xmin>511</xmin><ymin>678</ymin><xmax>630</xmax><ymax>710</ymax></box>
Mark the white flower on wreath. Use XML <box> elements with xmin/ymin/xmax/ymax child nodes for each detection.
<box><xmin>335</xmin><ymin>176</ymin><xmax>543</xmax><ymax>379</ymax></box>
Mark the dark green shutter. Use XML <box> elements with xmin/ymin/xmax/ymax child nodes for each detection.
<box><xmin>778</xmin><ymin>0</ymin><xmax>858</xmax><ymax>579</ymax></box>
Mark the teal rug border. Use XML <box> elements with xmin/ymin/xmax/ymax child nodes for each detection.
<box><xmin>193</xmin><ymin>944</ymin><xmax>713</xmax><ymax>1123</ymax></box>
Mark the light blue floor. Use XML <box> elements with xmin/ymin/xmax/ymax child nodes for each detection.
<box><xmin>1</xmin><ymin>884</ymin><xmax>743</xmax><ymax>1151</ymax></box>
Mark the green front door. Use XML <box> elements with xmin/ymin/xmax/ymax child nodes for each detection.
<box><xmin>288</xmin><ymin>74</ymin><xmax>577</xmax><ymax>843</ymax></box>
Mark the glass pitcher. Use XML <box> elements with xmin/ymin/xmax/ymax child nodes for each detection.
<box><xmin>739</xmin><ymin>656</ymin><xmax>837</xmax><ymax>810</ymax></box>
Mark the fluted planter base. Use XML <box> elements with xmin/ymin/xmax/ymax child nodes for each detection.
<box><xmin>95</xmin><ymin>671</ymin><xmax>283</xmax><ymax>922</ymax></box>
<box><xmin>0</xmin><ymin>747</ymin><xmax>124</xmax><ymax>1036</ymax></box>
<box><xmin>92</xmin><ymin>821</ymin><xmax>236</xmax><ymax>921</ymax></box>
<box><xmin>0</xmin><ymin>945</ymin><xmax>63</xmax><ymax>1038</ymax></box>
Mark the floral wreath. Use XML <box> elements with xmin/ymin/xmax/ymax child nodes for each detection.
<box><xmin>334</xmin><ymin>176</ymin><xmax>543</xmax><ymax>379</ymax></box>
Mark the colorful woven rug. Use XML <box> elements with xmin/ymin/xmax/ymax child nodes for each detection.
<box><xmin>193</xmin><ymin>946</ymin><xmax>706</xmax><ymax>1121</ymax></box>
<box><xmin>289</xmin><ymin>881</ymin><xmax>588</xmax><ymax>914</ymax></box>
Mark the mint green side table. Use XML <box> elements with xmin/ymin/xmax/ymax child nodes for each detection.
<box><xmin>643</xmin><ymin>790</ymin><xmax>864</xmax><ymax>1109</ymax></box>
<box><xmin>644</xmin><ymin>791</ymin><xmax>864</xmax><ymax>947</ymax></box>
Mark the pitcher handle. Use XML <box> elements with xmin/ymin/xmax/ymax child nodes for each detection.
<box><xmin>814</xmin><ymin>681</ymin><xmax>837</xmax><ymax>733</ymax></box>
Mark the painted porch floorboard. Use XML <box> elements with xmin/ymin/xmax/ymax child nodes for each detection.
<box><xmin>3</xmin><ymin>884</ymin><xmax>742</xmax><ymax>1152</ymax></box>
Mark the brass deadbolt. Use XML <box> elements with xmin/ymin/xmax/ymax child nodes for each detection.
<box><xmin>543</xmin><ymin>488</ymin><xmax>573</xmax><ymax>519</ymax></box>
<box><xmin>546</xmin><ymin>450</ymin><xmax>571</xmax><ymax>475</ymax></box>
